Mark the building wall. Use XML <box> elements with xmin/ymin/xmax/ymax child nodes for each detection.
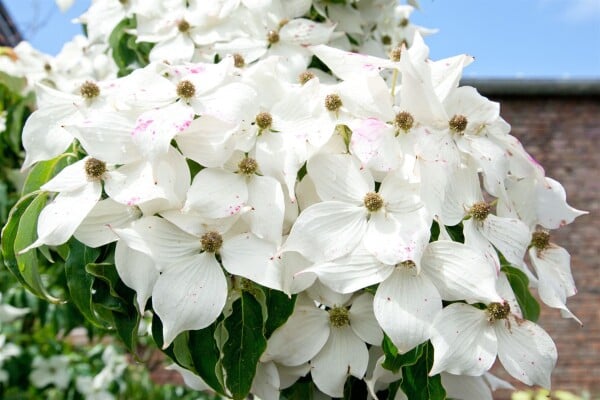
<box><xmin>488</xmin><ymin>93</ymin><xmax>600</xmax><ymax>396</ymax></box>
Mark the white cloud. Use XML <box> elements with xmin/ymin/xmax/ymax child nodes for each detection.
<box><xmin>539</xmin><ymin>0</ymin><xmax>600</xmax><ymax>22</ymax></box>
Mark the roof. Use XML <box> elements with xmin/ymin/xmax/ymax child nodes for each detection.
<box><xmin>0</xmin><ymin>1</ymin><xmax>22</xmax><ymax>47</ymax></box>
<box><xmin>461</xmin><ymin>78</ymin><xmax>600</xmax><ymax>97</ymax></box>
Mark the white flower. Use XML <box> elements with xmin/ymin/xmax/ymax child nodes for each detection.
<box><xmin>0</xmin><ymin>293</ymin><xmax>30</xmax><ymax>324</ymax></box>
<box><xmin>285</xmin><ymin>153</ymin><xmax>423</xmax><ymax>264</ymax></box>
<box><xmin>529</xmin><ymin>230</ymin><xmax>580</xmax><ymax>324</ymax></box>
<box><xmin>75</xmin><ymin>375</ymin><xmax>115</xmax><ymax>400</ymax></box>
<box><xmin>429</xmin><ymin>302</ymin><xmax>557</xmax><ymax>388</ymax></box>
<box><xmin>262</xmin><ymin>291</ymin><xmax>382</xmax><ymax>398</ymax></box>
<box><xmin>30</xmin><ymin>355</ymin><xmax>71</xmax><ymax>389</ymax></box>
<box><xmin>304</xmin><ymin>240</ymin><xmax>502</xmax><ymax>353</ymax></box>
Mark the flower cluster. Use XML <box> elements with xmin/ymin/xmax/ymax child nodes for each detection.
<box><xmin>4</xmin><ymin>0</ymin><xmax>587</xmax><ymax>399</ymax></box>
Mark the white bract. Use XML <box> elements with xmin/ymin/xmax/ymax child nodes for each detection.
<box><xmin>6</xmin><ymin>0</ymin><xmax>587</xmax><ymax>398</ymax></box>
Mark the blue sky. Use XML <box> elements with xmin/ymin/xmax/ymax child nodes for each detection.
<box><xmin>4</xmin><ymin>0</ymin><xmax>600</xmax><ymax>78</ymax></box>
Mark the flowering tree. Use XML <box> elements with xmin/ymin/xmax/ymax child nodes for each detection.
<box><xmin>0</xmin><ymin>0</ymin><xmax>587</xmax><ymax>399</ymax></box>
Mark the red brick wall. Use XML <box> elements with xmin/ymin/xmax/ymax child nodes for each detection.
<box><xmin>489</xmin><ymin>94</ymin><xmax>600</xmax><ymax>396</ymax></box>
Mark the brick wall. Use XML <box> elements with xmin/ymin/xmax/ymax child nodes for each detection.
<box><xmin>487</xmin><ymin>93</ymin><xmax>600</xmax><ymax>396</ymax></box>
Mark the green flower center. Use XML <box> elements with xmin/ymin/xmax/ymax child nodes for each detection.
<box><xmin>200</xmin><ymin>231</ymin><xmax>223</xmax><ymax>253</ymax></box>
<box><xmin>177</xmin><ymin>80</ymin><xmax>196</xmax><ymax>100</ymax></box>
<box><xmin>487</xmin><ymin>302</ymin><xmax>510</xmax><ymax>322</ymax></box>
<box><xmin>329</xmin><ymin>306</ymin><xmax>349</xmax><ymax>328</ymax></box>
<box><xmin>363</xmin><ymin>192</ymin><xmax>384</xmax><ymax>212</ymax></box>
<box><xmin>325</xmin><ymin>94</ymin><xmax>343</xmax><ymax>112</ymax></box>
<box><xmin>381</xmin><ymin>35</ymin><xmax>392</xmax><ymax>45</ymax></box>
<box><xmin>449</xmin><ymin>114</ymin><xmax>468</xmax><ymax>133</ymax></box>
<box><xmin>469</xmin><ymin>201</ymin><xmax>490</xmax><ymax>221</ymax></box>
<box><xmin>84</xmin><ymin>158</ymin><xmax>106</xmax><ymax>180</ymax></box>
<box><xmin>80</xmin><ymin>81</ymin><xmax>100</xmax><ymax>99</ymax></box>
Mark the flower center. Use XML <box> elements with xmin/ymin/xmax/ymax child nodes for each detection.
<box><xmin>469</xmin><ymin>201</ymin><xmax>490</xmax><ymax>221</ymax></box>
<box><xmin>80</xmin><ymin>81</ymin><xmax>100</xmax><ymax>99</ymax></box>
<box><xmin>238</xmin><ymin>157</ymin><xmax>258</xmax><ymax>175</ymax></box>
<box><xmin>449</xmin><ymin>114</ymin><xmax>468</xmax><ymax>133</ymax></box>
<box><xmin>233</xmin><ymin>53</ymin><xmax>245</xmax><ymax>68</ymax></box>
<box><xmin>399</xmin><ymin>18</ymin><xmax>409</xmax><ymax>28</ymax></box>
<box><xmin>255</xmin><ymin>112</ymin><xmax>273</xmax><ymax>130</ymax></box>
<box><xmin>299</xmin><ymin>71</ymin><xmax>315</xmax><ymax>85</ymax></box>
<box><xmin>328</xmin><ymin>306</ymin><xmax>349</xmax><ymax>328</ymax></box>
<box><xmin>399</xmin><ymin>260</ymin><xmax>416</xmax><ymax>270</ymax></box>
<box><xmin>200</xmin><ymin>231</ymin><xmax>223</xmax><ymax>253</ymax></box>
<box><xmin>363</xmin><ymin>192</ymin><xmax>384</xmax><ymax>212</ymax></box>
<box><xmin>267</xmin><ymin>30</ymin><xmax>280</xmax><ymax>44</ymax></box>
<box><xmin>177</xmin><ymin>80</ymin><xmax>196</xmax><ymax>100</ymax></box>
<box><xmin>178</xmin><ymin>19</ymin><xmax>191</xmax><ymax>33</ymax></box>
<box><xmin>531</xmin><ymin>230</ymin><xmax>550</xmax><ymax>251</ymax></box>
<box><xmin>487</xmin><ymin>302</ymin><xmax>510</xmax><ymax>322</ymax></box>
<box><xmin>381</xmin><ymin>35</ymin><xmax>392</xmax><ymax>45</ymax></box>
<box><xmin>394</xmin><ymin>111</ymin><xmax>414</xmax><ymax>132</ymax></box>
<box><xmin>389</xmin><ymin>46</ymin><xmax>402</xmax><ymax>62</ymax></box>
<box><xmin>325</xmin><ymin>94</ymin><xmax>343</xmax><ymax>112</ymax></box>
<box><xmin>84</xmin><ymin>158</ymin><xmax>106</xmax><ymax>180</ymax></box>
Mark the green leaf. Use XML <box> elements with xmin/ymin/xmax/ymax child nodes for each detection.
<box><xmin>1</xmin><ymin>192</ymin><xmax>37</xmax><ymax>293</ymax></box>
<box><xmin>86</xmin><ymin>261</ymin><xmax>131</xmax><ymax>304</ymax></box>
<box><xmin>112</xmin><ymin>305</ymin><xmax>140</xmax><ymax>354</ymax></box>
<box><xmin>108</xmin><ymin>17</ymin><xmax>154</xmax><ymax>76</ymax></box>
<box><xmin>445</xmin><ymin>223</ymin><xmax>465</xmax><ymax>243</ymax></box>
<box><xmin>65</xmin><ymin>240</ymin><xmax>106</xmax><ymax>327</ymax></box>
<box><xmin>382</xmin><ymin>337</ymin><xmax>425</xmax><ymax>373</ymax></box>
<box><xmin>281</xmin><ymin>379</ymin><xmax>314</xmax><ymax>400</ymax></box>
<box><xmin>21</xmin><ymin>153</ymin><xmax>77</xmax><ymax>195</ymax></box>
<box><xmin>13</xmin><ymin>192</ymin><xmax>62</xmax><ymax>303</ymax></box>
<box><xmin>189</xmin><ymin>324</ymin><xmax>226</xmax><ymax>394</ymax></box>
<box><xmin>151</xmin><ymin>311</ymin><xmax>175</xmax><ymax>357</ymax></box>
<box><xmin>222</xmin><ymin>291</ymin><xmax>267</xmax><ymax>400</ymax></box>
<box><xmin>173</xmin><ymin>332</ymin><xmax>195</xmax><ymax>371</ymax></box>
<box><xmin>264</xmin><ymin>288</ymin><xmax>296</xmax><ymax>338</ymax></box>
<box><xmin>400</xmin><ymin>342</ymin><xmax>446</xmax><ymax>400</ymax></box>
<box><xmin>502</xmin><ymin>265</ymin><xmax>540</xmax><ymax>322</ymax></box>
<box><xmin>0</xmin><ymin>71</ymin><xmax>27</xmax><ymax>93</ymax></box>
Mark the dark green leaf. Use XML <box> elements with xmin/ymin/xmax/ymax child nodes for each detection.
<box><xmin>86</xmin><ymin>261</ymin><xmax>130</xmax><ymax>304</ymax></box>
<box><xmin>65</xmin><ymin>240</ymin><xmax>106</xmax><ymax>327</ymax></box>
<box><xmin>264</xmin><ymin>289</ymin><xmax>296</xmax><ymax>338</ymax></box>
<box><xmin>382</xmin><ymin>338</ymin><xmax>425</xmax><ymax>373</ymax></box>
<box><xmin>189</xmin><ymin>324</ymin><xmax>226</xmax><ymax>394</ymax></box>
<box><xmin>281</xmin><ymin>379</ymin><xmax>314</xmax><ymax>400</ymax></box>
<box><xmin>502</xmin><ymin>265</ymin><xmax>540</xmax><ymax>322</ymax></box>
<box><xmin>112</xmin><ymin>306</ymin><xmax>140</xmax><ymax>354</ymax></box>
<box><xmin>222</xmin><ymin>291</ymin><xmax>267</xmax><ymax>400</ymax></box>
<box><xmin>400</xmin><ymin>342</ymin><xmax>446</xmax><ymax>400</ymax></box>
<box><xmin>445</xmin><ymin>223</ymin><xmax>465</xmax><ymax>243</ymax></box>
